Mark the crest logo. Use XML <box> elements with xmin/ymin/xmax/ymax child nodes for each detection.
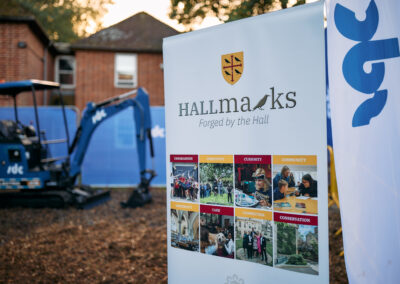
<box><xmin>221</xmin><ymin>52</ymin><xmax>243</xmax><ymax>85</ymax></box>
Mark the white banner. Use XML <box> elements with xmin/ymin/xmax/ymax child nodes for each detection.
<box><xmin>164</xmin><ymin>2</ymin><xmax>327</xmax><ymax>283</ymax></box>
<box><xmin>327</xmin><ymin>0</ymin><xmax>400</xmax><ymax>283</ymax></box>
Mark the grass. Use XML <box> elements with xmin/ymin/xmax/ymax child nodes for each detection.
<box><xmin>236</xmin><ymin>238</ymin><xmax>243</xmax><ymax>250</ymax></box>
<box><xmin>200</xmin><ymin>193</ymin><xmax>233</xmax><ymax>206</ymax></box>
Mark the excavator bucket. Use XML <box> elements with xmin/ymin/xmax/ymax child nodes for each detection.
<box><xmin>120</xmin><ymin>170</ymin><xmax>156</xmax><ymax>208</ymax></box>
<box><xmin>71</xmin><ymin>186</ymin><xmax>111</xmax><ymax>209</ymax></box>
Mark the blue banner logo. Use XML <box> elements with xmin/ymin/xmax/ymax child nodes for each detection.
<box><xmin>334</xmin><ymin>0</ymin><xmax>400</xmax><ymax>127</ymax></box>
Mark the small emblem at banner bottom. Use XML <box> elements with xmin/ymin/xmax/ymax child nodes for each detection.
<box><xmin>225</xmin><ymin>274</ymin><xmax>245</xmax><ymax>284</ymax></box>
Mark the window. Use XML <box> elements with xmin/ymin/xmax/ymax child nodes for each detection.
<box><xmin>55</xmin><ymin>56</ymin><xmax>75</xmax><ymax>88</ymax></box>
<box><xmin>115</xmin><ymin>53</ymin><xmax>137</xmax><ymax>88</ymax></box>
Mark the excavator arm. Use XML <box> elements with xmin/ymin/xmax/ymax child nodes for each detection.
<box><xmin>66</xmin><ymin>88</ymin><xmax>156</xmax><ymax>207</ymax></box>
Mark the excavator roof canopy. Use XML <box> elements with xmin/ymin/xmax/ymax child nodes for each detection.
<box><xmin>0</xmin><ymin>80</ymin><xmax>60</xmax><ymax>96</ymax></box>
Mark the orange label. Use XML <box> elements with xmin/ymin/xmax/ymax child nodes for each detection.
<box><xmin>171</xmin><ymin>201</ymin><xmax>199</xmax><ymax>212</ymax></box>
<box><xmin>199</xmin><ymin>155</ymin><xmax>233</xmax><ymax>164</ymax></box>
<box><xmin>235</xmin><ymin>208</ymin><xmax>272</xmax><ymax>220</ymax></box>
<box><xmin>273</xmin><ymin>155</ymin><xmax>317</xmax><ymax>166</ymax></box>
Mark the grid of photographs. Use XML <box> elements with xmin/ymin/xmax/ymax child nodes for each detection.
<box><xmin>169</xmin><ymin>154</ymin><xmax>319</xmax><ymax>276</ymax></box>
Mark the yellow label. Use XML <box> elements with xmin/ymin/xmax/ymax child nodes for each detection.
<box><xmin>199</xmin><ymin>155</ymin><xmax>233</xmax><ymax>164</ymax></box>
<box><xmin>235</xmin><ymin>208</ymin><xmax>272</xmax><ymax>220</ymax></box>
<box><xmin>171</xmin><ymin>201</ymin><xmax>199</xmax><ymax>212</ymax></box>
<box><xmin>221</xmin><ymin>51</ymin><xmax>243</xmax><ymax>85</ymax></box>
<box><xmin>273</xmin><ymin>155</ymin><xmax>317</xmax><ymax>166</ymax></box>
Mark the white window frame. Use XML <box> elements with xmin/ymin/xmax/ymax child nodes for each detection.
<box><xmin>55</xmin><ymin>55</ymin><xmax>75</xmax><ymax>89</ymax></box>
<box><xmin>114</xmin><ymin>53</ymin><xmax>138</xmax><ymax>88</ymax></box>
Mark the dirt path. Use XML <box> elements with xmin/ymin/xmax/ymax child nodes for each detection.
<box><xmin>0</xmin><ymin>189</ymin><xmax>347</xmax><ymax>283</ymax></box>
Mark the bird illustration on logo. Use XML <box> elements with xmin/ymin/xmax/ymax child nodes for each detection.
<box><xmin>253</xmin><ymin>95</ymin><xmax>268</xmax><ymax>111</ymax></box>
<box><xmin>221</xmin><ymin>52</ymin><xmax>243</xmax><ymax>85</ymax></box>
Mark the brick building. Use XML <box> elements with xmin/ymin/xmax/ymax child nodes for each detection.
<box><xmin>71</xmin><ymin>12</ymin><xmax>178</xmax><ymax>110</ymax></box>
<box><xmin>0</xmin><ymin>12</ymin><xmax>179</xmax><ymax>110</ymax></box>
<box><xmin>0</xmin><ymin>16</ymin><xmax>56</xmax><ymax>106</ymax></box>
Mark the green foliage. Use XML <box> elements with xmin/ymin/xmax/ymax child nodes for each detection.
<box><xmin>0</xmin><ymin>0</ymin><xmax>113</xmax><ymax>42</ymax></box>
<box><xmin>169</xmin><ymin>0</ymin><xmax>306</xmax><ymax>30</ymax></box>
<box><xmin>266</xmin><ymin>242</ymin><xmax>273</xmax><ymax>257</ymax></box>
<box><xmin>309</xmin><ymin>241</ymin><xmax>318</xmax><ymax>261</ymax></box>
<box><xmin>286</xmin><ymin>254</ymin><xmax>307</xmax><ymax>265</ymax></box>
<box><xmin>199</xmin><ymin>163</ymin><xmax>233</xmax><ymax>185</ymax></box>
<box><xmin>276</xmin><ymin>222</ymin><xmax>297</xmax><ymax>255</ymax></box>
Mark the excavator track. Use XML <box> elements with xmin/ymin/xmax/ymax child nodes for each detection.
<box><xmin>0</xmin><ymin>190</ymin><xmax>72</xmax><ymax>208</ymax></box>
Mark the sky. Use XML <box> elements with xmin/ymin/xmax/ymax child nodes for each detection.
<box><xmin>101</xmin><ymin>0</ymin><xmax>318</xmax><ymax>33</ymax></box>
<box><xmin>298</xmin><ymin>225</ymin><xmax>316</xmax><ymax>240</ymax></box>
<box><xmin>101</xmin><ymin>0</ymin><xmax>222</xmax><ymax>32</ymax></box>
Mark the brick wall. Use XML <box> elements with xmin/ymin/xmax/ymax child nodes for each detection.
<box><xmin>75</xmin><ymin>50</ymin><xmax>164</xmax><ymax>112</ymax></box>
<box><xmin>0</xmin><ymin>22</ymin><xmax>53</xmax><ymax>107</ymax></box>
<box><xmin>138</xmin><ymin>53</ymin><xmax>164</xmax><ymax>106</ymax></box>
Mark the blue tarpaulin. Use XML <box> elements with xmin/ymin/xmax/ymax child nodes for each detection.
<box><xmin>81</xmin><ymin>107</ymin><xmax>166</xmax><ymax>186</ymax></box>
<box><xmin>0</xmin><ymin>106</ymin><xmax>167</xmax><ymax>186</ymax></box>
<box><xmin>0</xmin><ymin>107</ymin><xmax>77</xmax><ymax>161</ymax></box>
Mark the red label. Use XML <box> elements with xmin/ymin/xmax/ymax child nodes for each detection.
<box><xmin>274</xmin><ymin>212</ymin><xmax>318</xmax><ymax>226</ymax></box>
<box><xmin>235</xmin><ymin>155</ymin><xmax>271</xmax><ymax>164</ymax></box>
<box><xmin>170</xmin><ymin>155</ymin><xmax>198</xmax><ymax>163</ymax></box>
<box><xmin>200</xmin><ymin>205</ymin><xmax>234</xmax><ymax>216</ymax></box>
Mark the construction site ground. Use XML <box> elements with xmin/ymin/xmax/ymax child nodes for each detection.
<box><xmin>0</xmin><ymin>188</ymin><xmax>347</xmax><ymax>283</ymax></box>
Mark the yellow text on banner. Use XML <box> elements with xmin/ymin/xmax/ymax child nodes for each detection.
<box><xmin>171</xmin><ymin>201</ymin><xmax>199</xmax><ymax>212</ymax></box>
<box><xmin>235</xmin><ymin>208</ymin><xmax>272</xmax><ymax>220</ymax></box>
<box><xmin>199</xmin><ymin>155</ymin><xmax>233</xmax><ymax>164</ymax></box>
<box><xmin>273</xmin><ymin>155</ymin><xmax>317</xmax><ymax>166</ymax></box>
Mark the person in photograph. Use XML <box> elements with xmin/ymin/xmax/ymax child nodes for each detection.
<box><xmin>296</xmin><ymin>174</ymin><xmax>318</xmax><ymax>197</ymax></box>
<box><xmin>274</xmin><ymin>179</ymin><xmax>289</xmax><ymax>201</ymax></box>
<box><xmin>174</xmin><ymin>180</ymin><xmax>180</xmax><ymax>197</ymax></box>
<box><xmin>225</xmin><ymin>232</ymin><xmax>235</xmax><ymax>258</ymax></box>
<box><xmin>243</xmin><ymin>231</ymin><xmax>248</xmax><ymax>257</ymax></box>
<box><xmin>227</xmin><ymin>183</ymin><xmax>233</xmax><ymax>203</ymax></box>
<box><xmin>213</xmin><ymin>180</ymin><xmax>218</xmax><ymax>196</ymax></box>
<box><xmin>200</xmin><ymin>216</ymin><xmax>211</xmax><ymax>253</ymax></box>
<box><xmin>252</xmin><ymin>168</ymin><xmax>272</xmax><ymax>207</ymax></box>
<box><xmin>206</xmin><ymin>183</ymin><xmax>211</xmax><ymax>197</ymax></box>
<box><xmin>260</xmin><ymin>232</ymin><xmax>267</xmax><ymax>263</ymax></box>
<box><xmin>273</xmin><ymin>166</ymin><xmax>296</xmax><ymax>189</ymax></box>
<box><xmin>256</xmin><ymin>231</ymin><xmax>262</xmax><ymax>258</ymax></box>
<box><xmin>218</xmin><ymin>179</ymin><xmax>223</xmax><ymax>195</ymax></box>
<box><xmin>251</xmin><ymin>227</ymin><xmax>256</xmax><ymax>238</ymax></box>
<box><xmin>253</xmin><ymin>231</ymin><xmax>259</xmax><ymax>258</ymax></box>
<box><xmin>247</xmin><ymin>232</ymin><xmax>253</xmax><ymax>259</ymax></box>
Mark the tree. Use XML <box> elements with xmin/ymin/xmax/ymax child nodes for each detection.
<box><xmin>0</xmin><ymin>0</ymin><xmax>113</xmax><ymax>42</ymax></box>
<box><xmin>277</xmin><ymin>222</ymin><xmax>297</xmax><ymax>255</ymax></box>
<box><xmin>169</xmin><ymin>0</ymin><xmax>306</xmax><ymax>31</ymax></box>
<box><xmin>199</xmin><ymin>163</ymin><xmax>233</xmax><ymax>184</ymax></box>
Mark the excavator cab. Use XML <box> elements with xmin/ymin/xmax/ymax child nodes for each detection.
<box><xmin>0</xmin><ymin>80</ymin><xmax>156</xmax><ymax>208</ymax></box>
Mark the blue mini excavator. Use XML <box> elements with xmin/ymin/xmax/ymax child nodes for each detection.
<box><xmin>0</xmin><ymin>80</ymin><xmax>156</xmax><ymax>208</ymax></box>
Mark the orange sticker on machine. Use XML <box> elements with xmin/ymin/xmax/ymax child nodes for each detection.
<box><xmin>273</xmin><ymin>155</ymin><xmax>317</xmax><ymax>165</ymax></box>
<box><xmin>235</xmin><ymin>208</ymin><xmax>272</xmax><ymax>220</ymax></box>
<box><xmin>171</xmin><ymin>201</ymin><xmax>199</xmax><ymax>212</ymax></box>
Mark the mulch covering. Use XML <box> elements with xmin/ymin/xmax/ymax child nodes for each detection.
<box><xmin>0</xmin><ymin>188</ymin><xmax>347</xmax><ymax>283</ymax></box>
